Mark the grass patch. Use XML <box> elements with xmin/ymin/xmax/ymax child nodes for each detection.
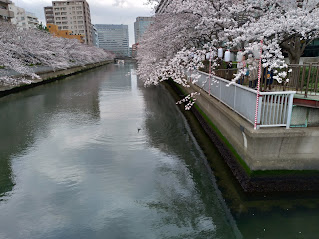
<box><xmin>194</xmin><ymin>103</ymin><xmax>252</xmax><ymax>175</ymax></box>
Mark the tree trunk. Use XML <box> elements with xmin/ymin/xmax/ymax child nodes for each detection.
<box><xmin>289</xmin><ymin>55</ymin><xmax>301</xmax><ymax>65</ymax></box>
<box><xmin>282</xmin><ymin>37</ymin><xmax>302</xmax><ymax>65</ymax></box>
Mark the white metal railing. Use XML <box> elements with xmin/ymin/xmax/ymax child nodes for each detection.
<box><xmin>187</xmin><ymin>70</ymin><xmax>295</xmax><ymax>129</ymax></box>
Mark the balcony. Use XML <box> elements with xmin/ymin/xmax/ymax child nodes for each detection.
<box><xmin>0</xmin><ymin>8</ymin><xmax>14</xmax><ymax>18</ymax></box>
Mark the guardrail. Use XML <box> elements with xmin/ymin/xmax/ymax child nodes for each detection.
<box><xmin>188</xmin><ymin>71</ymin><xmax>295</xmax><ymax>129</ymax></box>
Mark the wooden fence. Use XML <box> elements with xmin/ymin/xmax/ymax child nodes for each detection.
<box><xmin>213</xmin><ymin>64</ymin><xmax>319</xmax><ymax>98</ymax></box>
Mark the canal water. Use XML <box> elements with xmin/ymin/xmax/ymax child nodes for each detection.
<box><xmin>0</xmin><ymin>63</ymin><xmax>318</xmax><ymax>239</ymax></box>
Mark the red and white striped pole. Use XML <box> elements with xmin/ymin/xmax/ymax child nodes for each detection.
<box><xmin>209</xmin><ymin>53</ymin><xmax>212</xmax><ymax>95</ymax></box>
<box><xmin>254</xmin><ymin>40</ymin><xmax>263</xmax><ymax>130</ymax></box>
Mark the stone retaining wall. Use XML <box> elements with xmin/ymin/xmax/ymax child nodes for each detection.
<box><xmin>0</xmin><ymin>60</ymin><xmax>112</xmax><ymax>97</ymax></box>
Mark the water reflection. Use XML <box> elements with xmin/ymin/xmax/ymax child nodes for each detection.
<box><xmin>140</xmin><ymin>83</ymin><xmax>240</xmax><ymax>238</ymax></box>
<box><xmin>0</xmin><ymin>63</ymin><xmax>240</xmax><ymax>239</ymax></box>
<box><xmin>0</xmin><ymin>68</ymin><xmax>104</xmax><ymax>198</ymax></box>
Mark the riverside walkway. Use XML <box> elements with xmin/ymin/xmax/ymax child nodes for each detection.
<box><xmin>182</xmin><ymin>69</ymin><xmax>319</xmax><ymax>192</ymax></box>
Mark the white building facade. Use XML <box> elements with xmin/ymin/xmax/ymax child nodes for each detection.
<box><xmin>95</xmin><ymin>24</ymin><xmax>129</xmax><ymax>57</ymax></box>
<box><xmin>44</xmin><ymin>0</ymin><xmax>93</xmax><ymax>45</ymax></box>
<box><xmin>9</xmin><ymin>3</ymin><xmax>39</xmax><ymax>29</ymax></box>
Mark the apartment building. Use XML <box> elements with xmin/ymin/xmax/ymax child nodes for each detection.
<box><xmin>9</xmin><ymin>3</ymin><xmax>39</xmax><ymax>30</ymax></box>
<box><xmin>44</xmin><ymin>6</ymin><xmax>54</xmax><ymax>24</ymax></box>
<box><xmin>134</xmin><ymin>17</ymin><xmax>154</xmax><ymax>43</ymax></box>
<box><xmin>95</xmin><ymin>24</ymin><xmax>129</xmax><ymax>57</ymax></box>
<box><xmin>44</xmin><ymin>0</ymin><xmax>93</xmax><ymax>45</ymax></box>
<box><xmin>0</xmin><ymin>0</ymin><xmax>14</xmax><ymax>21</ymax></box>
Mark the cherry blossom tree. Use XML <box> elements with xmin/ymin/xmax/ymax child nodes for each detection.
<box><xmin>0</xmin><ymin>21</ymin><xmax>114</xmax><ymax>86</ymax></box>
<box><xmin>137</xmin><ymin>0</ymin><xmax>319</xmax><ymax>92</ymax></box>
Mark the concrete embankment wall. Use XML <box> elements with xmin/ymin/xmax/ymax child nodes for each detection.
<box><xmin>168</xmin><ymin>81</ymin><xmax>319</xmax><ymax>192</ymax></box>
<box><xmin>0</xmin><ymin>60</ymin><xmax>112</xmax><ymax>97</ymax></box>
<box><xmin>184</xmin><ymin>83</ymin><xmax>319</xmax><ymax>171</ymax></box>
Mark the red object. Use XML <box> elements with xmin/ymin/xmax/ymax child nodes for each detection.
<box><xmin>254</xmin><ymin>40</ymin><xmax>263</xmax><ymax>130</ymax></box>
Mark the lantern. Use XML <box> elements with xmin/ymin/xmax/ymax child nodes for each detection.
<box><xmin>224</xmin><ymin>50</ymin><xmax>231</xmax><ymax>62</ymax></box>
<box><xmin>253</xmin><ymin>45</ymin><xmax>261</xmax><ymax>59</ymax></box>
<box><xmin>206</xmin><ymin>52</ymin><xmax>211</xmax><ymax>60</ymax></box>
<box><xmin>218</xmin><ymin>48</ymin><xmax>223</xmax><ymax>58</ymax></box>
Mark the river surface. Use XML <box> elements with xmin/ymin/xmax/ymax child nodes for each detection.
<box><xmin>0</xmin><ymin>63</ymin><xmax>318</xmax><ymax>239</ymax></box>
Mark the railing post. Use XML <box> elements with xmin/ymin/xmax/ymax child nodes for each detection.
<box><xmin>305</xmin><ymin>63</ymin><xmax>312</xmax><ymax>98</ymax></box>
<box><xmin>257</xmin><ymin>96</ymin><xmax>263</xmax><ymax>129</ymax></box>
<box><xmin>234</xmin><ymin>84</ymin><xmax>236</xmax><ymax>110</ymax></box>
<box><xmin>286</xmin><ymin>93</ymin><xmax>294</xmax><ymax>129</ymax></box>
<box><xmin>219</xmin><ymin>76</ymin><xmax>222</xmax><ymax>101</ymax></box>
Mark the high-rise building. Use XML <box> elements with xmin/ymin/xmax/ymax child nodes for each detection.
<box><xmin>44</xmin><ymin>0</ymin><xmax>93</xmax><ymax>45</ymax></box>
<box><xmin>9</xmin><ymin>3</ymin><xmax>39</xmax><ymax>30</ymax></box>
<box><xmin>91</xmin><ymin>24</ymin><xmax>98</xmax><ymax>47</ymax></box>
<box><xmin>95</xmin><ymin>24</ymin><xmax>129</xmax><ymax>57</ymax></box>
<box><xmin>0</xmin><ymin>0</ymin><xmax>14</xmax><ymax>21</ymax></box>
<box><xmin>134</xmin><ymin>17</ymin><xmax>154</xmax><ymax>44</ymax></box>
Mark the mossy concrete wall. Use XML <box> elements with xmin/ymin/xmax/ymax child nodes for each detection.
<box><xmin>185</xmin><ymin>83</ymin><xmax>319</xmax><ymax>171</ymax></box>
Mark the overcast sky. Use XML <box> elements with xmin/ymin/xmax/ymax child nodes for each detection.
<box><xmin>11</xmin><ymin>0</ymin><xmax>155</xmax><ymax>46</ymax></box>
